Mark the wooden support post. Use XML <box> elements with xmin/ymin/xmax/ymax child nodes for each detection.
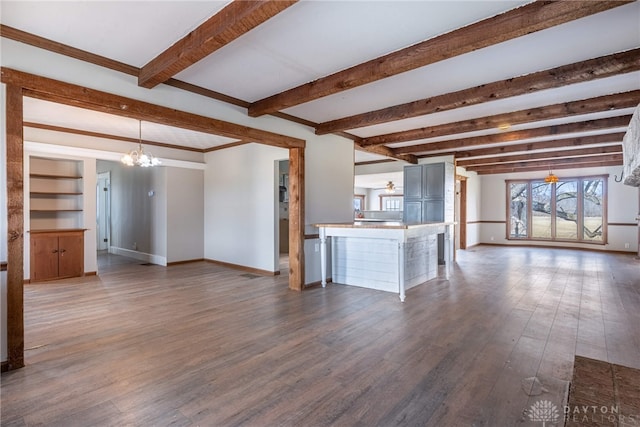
<box><xmin>5</xmin><ymin>84</ymin><xmax>24</xmax><ymax>370</ymax></box>
<box><xmin>288</xmin><ymin>147</ymin><xmax>305</xmax><ymax>291</ymax></box>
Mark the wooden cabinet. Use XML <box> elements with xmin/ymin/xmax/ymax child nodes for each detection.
<box><xmin>28</xmin><ymin>157</ymin><xmax>86</xmax><ymax>282</ymax></box>
<box><xmin>30</xmin><ymin>230</ymin><xmax>84</xmax><ymax>282</ymax></box>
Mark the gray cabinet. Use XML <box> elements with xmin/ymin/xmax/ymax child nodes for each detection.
<box><xmin>403</xmin><ymin>163</ymin><xmax>448</xmax><ymax>223</ymax></box>
<box><xmin>404</xmin><ymin>165</ymin><xmax>424</xmax><ymax>199</ymax></box>
<box><xmin>403</xmin><ymin>162</ymin><xmax>454</xmax><ymax>264</ymax></box>
<box><xmin>425</xmin><ymin>163</ymin><xmax>445</xmax><ymax>199</ymax></box>
<box><xmin>404</xmin><ymin>201</ymin><xmax>423</xmax><ymax>223</ymax></box>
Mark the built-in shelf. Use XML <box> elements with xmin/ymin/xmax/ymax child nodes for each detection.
<box><xmin>30</xmin><ymin>192</ymin><xmax>83</xmax><ymax>196</ymax></box>
<box><xmin>30</xmin><ymin>174</ymin><xmax>82</xmax><ymax>180</ymax></box>
<box><xmin>30</xmin><ymin>209</ymin><xmax>83</xmax><ymax>212</ymax></box>
<box><xmin>29</xmin><ymin>157</ymin><xmax>84</xmax><ymax>231</ymax></box>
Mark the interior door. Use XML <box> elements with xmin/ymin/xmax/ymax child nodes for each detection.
<box><xmin>96</xmin><ymin>172</ymin><xmax>111</xmax><ymax>251</ymax></box>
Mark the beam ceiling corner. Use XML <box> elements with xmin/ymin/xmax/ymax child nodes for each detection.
<box><xmin>138</xmin><ymin>0</ymin><xmax>298</xmax><ymax>89</ymax></box>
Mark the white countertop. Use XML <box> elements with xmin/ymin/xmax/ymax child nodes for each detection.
<box><xmin>314</xmin><ymin>221</ymin><xmax>454</xmax><ymax>230</ymax></box>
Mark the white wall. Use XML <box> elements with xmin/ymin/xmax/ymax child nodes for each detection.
<box><xmin>456</xmin><ymin>167</ymin><xmax>482</xmax><ymax>248</ymax></box>
<box><xmin>83</xmin><ymin>158</ymin><xmax>98</xmax><ymax>272</ymax></box>
<box><xmin>204</xmin><ymin>143</ymin><xmax>286</xmax><ymax>273</ymax></box>
<box><xmin>475</xmin><ymin>165</ymin><xmax>638</xmax><ymax>252</ymax></box>
<box><xmin>167</xmin><ymin>167</ymin><xmax>204</xmax><ymax>263</ymax></box>
<box><xmin>304</xmin><ymin>136</ymin><xmax>354</xmax><ymax>284</ymax></box>
<box><xmin>149</xmin><ymin>167</ymin><xmax>167</xmax><ymax>263</ymax></box>
<box><xmin>96</xmin><ymin>161</ymin><xmax>205</xmax><ymax>266</ymax></box>
<box><xmin>203</xmin><ymin>138</ymin><xmax>355</xmax><ymax>280</ymax></box>
<box><xmin>96</xmin><ymin>160</ymin><xmax>167</xmax><ymax>265</ymax></box>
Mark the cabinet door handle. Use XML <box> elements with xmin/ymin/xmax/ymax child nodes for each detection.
<box><xmin>52</xmin><ymin>249</ymin><xmax>58</xmax><ymax>253</ymax></box>
<box><xmin>60</xmin><ymin>249</ymin><xmax>66</xmax><ymax>254</ymax></box>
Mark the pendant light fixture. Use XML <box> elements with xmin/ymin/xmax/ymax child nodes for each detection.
<box><xmin>121</xmin><ymin>120</ymin><xmax>161</xmax><ymax>167</ymax></box>
<box><xmin>544</xmin><ymin>165</ymin><xmax>558</xmax><ymax>184</ymax></box>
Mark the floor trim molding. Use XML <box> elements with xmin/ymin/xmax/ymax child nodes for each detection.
<box><xmin>205</xmin><ymin>258</ymin><xmax>279</xmax><ymax>276</ymax></box>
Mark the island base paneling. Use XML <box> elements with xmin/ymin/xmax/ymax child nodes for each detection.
<box><xmin>317</xmin><ymin>222</ymin><xmax>453</xmax><ymax>301</ymax></box>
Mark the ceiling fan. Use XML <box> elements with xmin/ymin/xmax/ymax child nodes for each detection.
<box><xmin>370</xmin><ymin>181</ymin><xmax>398</xmax><ymax>193</ymax></box>
<box><xmin>383</xmin><ymin>181</ymin><xmax>396</xmax><ymax>194</ymax></box>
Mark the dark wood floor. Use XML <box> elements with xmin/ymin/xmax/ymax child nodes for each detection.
<box><xmin>2</xmin><ymin>246</ymin><xmax>639</xmax><ymax>426</ymax></box>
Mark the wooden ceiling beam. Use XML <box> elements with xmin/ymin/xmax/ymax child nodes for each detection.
<box><xmin>138</xmin><ymin>0</ymin><xmax>298</xmax><ymax>88</ymax></box>
<box><xmin>355</xmin><ymin>143</ymin><xmax>418</xmax><ymax>165</ymax></box>
<box><xmin>317</xmin><ymin>48</ymin><xmax>640</xmax><ymax>136</ymax></box>
<box><xmin>456</xmin><ymin>145</ymin><xmax>622</xmax><ymax>167</ymax></box>
<box><xmin>466</xmin><ymin>154</ymin><xmax>623</xmax><ymax>173</ymax></box>
<box><xmin>248</xmin><ymin>1</ymin><xmax>630</xmax><ymax>118</ymax></box>
<box><xmin>23</xmin><ymin>121</ymin><xmax>209</xmax><ymax>153</ymax></box>
<box><xmin>1</xmin><ymin>24</ymin><xmax>253</xmax><ymax>108</ymax></box>
<box><xmin>452</xmin><ymin>133</ymin><xmax>626</xmax><ymax>159</ymax></box>
<box><xmin>393</xmin><ymin>115</ymin><xmax>632</xmax><ymax>155</ymax></box>
<box><xmin>360</xmin><ymin>90</ymin><xmax>640</xmax><ymax>146</ymax></box>
<box><xmin>1</xmin><ymin>67</ymin><xmax>304</xmax><ymax>149</ymax></box>
<box><xmin>474</xmin><ymin>159</ymin><xmax>623</xmax><ymax>175</ymax></box>
<box><xmin>0</xmin><ymin>24</ymin><xmax>139</xmax><ymax>76</ymax></box>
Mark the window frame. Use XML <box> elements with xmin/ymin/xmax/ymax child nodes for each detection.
<box><xmin>505</xmin><ymin>175</ymin><xmax>608</xmax><ymax>245</ymax></box>
<box><xmin>379</xmin><ymin>194</ymin><xmax>404</xmax><ymax>211</ymax></box>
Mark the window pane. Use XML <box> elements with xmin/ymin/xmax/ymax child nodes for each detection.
<box><xmin>381</xmin><ymin>196</ymin><xmax>403</xmax><ymax>211</ymax></box>
<box><xmin>509</xmin><ymin>183</ymin><xmax>528</xmax><ymax>238</ymax></box>
<box><xmin>531</xmin><ymin>182</ymin><xmax>552</xmax><ymax>239</ymax></box>
<box><xmin>555</xmin><ymin>180</ymin><xmax>578</xmax><ymax>240</ymax></box>
<box><xmin>583</xmin><ymin>179</ymin><xmax>604</xmax><ymax>242</ymax></box>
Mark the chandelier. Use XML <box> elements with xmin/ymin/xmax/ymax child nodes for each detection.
<box><xmin>121</xmin><ymin>121</ymin><xmax>161</xmax><ymax>167</ymax></box>
<box><xmin>544</xmin><ymin>166</ymin><xmax>558</xmax><ymax>184</ymax></box>
<box><xmin>385</xmin><ymin>181</ymin><xmax>396</xmax><ymax>193</ymax></box>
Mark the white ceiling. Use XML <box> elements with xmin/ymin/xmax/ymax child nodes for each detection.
<box><xmin>1</xmin><ymin>0</ymin><xmax>638</xmax><ymax>169</ymax></box>
<box><xmin>23</xmin><ymin>98</ymin><xmax>240</xmax><ymax>150</ymax></box>
<box><xmin>354</xmin><ymin>171</ymin><xmax>403</xmax><ymax>190</ymax></box>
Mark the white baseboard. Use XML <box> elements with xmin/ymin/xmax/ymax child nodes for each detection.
<box><xmin>108</xmin><ymin>246</ymin><xmax>167</xmax><ymax>266</ymax></box>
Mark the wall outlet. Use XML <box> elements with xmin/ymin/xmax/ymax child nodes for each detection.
<box><xmin>490</xmin><ymin>236</ymin><xmax>495</xmax><ymax>241</ymax></box>
<box><xmin>314</xmin><ymin>243</ymin><xmax>319</xmax><ymax>252</ymax></box>
<box><xmin>133</xmin><ymin>242</ymin><xmax>138</xmax><ymax>251</ymax></box>
<box><xmin>625</xmin><ymin>243</ymin><xmax>630</xmax><ymax>249</ymax></box>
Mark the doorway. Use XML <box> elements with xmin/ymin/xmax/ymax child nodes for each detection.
<box><xmin>277</xmin><ymin>160</ymin><xmax>289</xmax><ymax>273</ymax></box>
<box><xmin>96</xmin><ymin>171</ymin><xmax>111</xmax><ymax>252</ymax></box>
<box><xmin>455</xmin><ymin>176</ymin><xmax>467</xmax><ymax>250</ymax></box>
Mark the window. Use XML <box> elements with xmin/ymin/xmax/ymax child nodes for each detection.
<box><xmin>353</xmin><ymin>194</ymin><xmax>365</xmax><ymax>211</ymax></box>
<box><xmin>531</xmin><ymin>182</ymin><xmax>552</xmax><ymax>239</ymax></box>
<box><xmin>507</xmin><ymin>176</ymin><xmax>606</xmax><ymax>244</ymax></box>
<box><xmin>509</xmin><ymin>183</ymin><xmax>528</xmax><ymax>238</ymax></box>
<box><xmin>380</xmin><ymin>195</ymin><xmax>403</xmax><ymax>211</ymax></box>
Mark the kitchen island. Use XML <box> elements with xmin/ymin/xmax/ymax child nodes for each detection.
<box><xmin>315</xmin><ymin>221</ymin><xmax>454</xmax><ymax>302</ymax></box>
